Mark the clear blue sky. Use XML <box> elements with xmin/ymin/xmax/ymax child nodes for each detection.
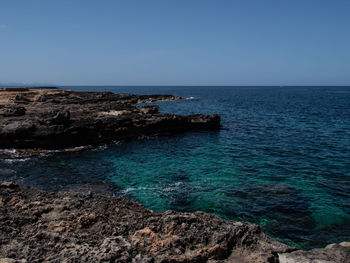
<box><xmin>0</xmin><ymin>0</ymin><xmax>349</xmax><ymax>86</ymax></box>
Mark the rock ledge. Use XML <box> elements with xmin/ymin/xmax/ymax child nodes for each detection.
<box><xmin>0</xmin><ymin>89</ymin><xmax>220</xmax><ymax>156</ymax></box>
<box><xmin>0</xmin><ymin>182</ymin><xmax>349</xmax><ymax>263</ymax></box>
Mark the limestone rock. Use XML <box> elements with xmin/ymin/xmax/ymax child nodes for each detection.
<box><xmin>1</xmin><ymin>106</ymin><xmax>26</xmax><ymax>117</ymax></box>
<box><xmin>278</xmin><ymin>243</ymin><xmax>350</xmax><ymax>263</ymax></box>
<box><xmin>0</xmin><ymin>89</ymin><xmax>221</xmax><ymax>153</ymax></box>
<box><xmin>0</xmin><ymin>182</ymin><xmax>349</xmax><ymax>262</ymax></box>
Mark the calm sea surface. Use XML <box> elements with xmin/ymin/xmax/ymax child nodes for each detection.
<box><xmin>1</xmin><ymin>86</ymin><xmax>350</xmax><ymax>249</ymax></box>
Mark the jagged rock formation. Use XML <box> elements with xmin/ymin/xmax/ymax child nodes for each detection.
<box><xmin>0</xmin><ymin>182</ymin><xmax>349</xmax><ymax>263</ymax></box>
<box><xmin>0</xmin><ymin>89</ymin><xmax>220</xmax><ymax>153</ymax></box>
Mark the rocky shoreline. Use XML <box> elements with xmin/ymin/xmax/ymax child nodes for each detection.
<box><xmin>0</xmin><ymin>89</ymin><xmax>220</xmax><ymax>157</ymax></box>
<box><xmin>0</xmin><ymin>182</ymin><xmax>349</xmax><ymax>263</ymax></box>
<box><xmin>1</xmin><ymin>89</ymin><xmax>349</xmax><ymax>262</ymax></box>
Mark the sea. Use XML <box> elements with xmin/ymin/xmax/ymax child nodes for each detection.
<box><xmin>1</xmin><ymin>86</ymin><xmax>350</xmax><ymax>249</ymax></box>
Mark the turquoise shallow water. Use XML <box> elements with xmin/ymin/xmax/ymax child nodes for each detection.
<box><xmin>1</xmin><ymin>86</ymin><xmax>350</xmax><ymax>249</ymax></box>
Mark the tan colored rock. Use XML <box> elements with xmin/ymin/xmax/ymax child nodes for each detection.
<box><xmin>278</xmin><ymin>243</ymin><xmax>350</xmax><ymax>263</ymax></box>
<box><xmin>340</xmin><ymin>242</ymin><xmax>350</xmax><ymax>247</ymax></box>
<box><xmin>0</xmin><ymin>258</ymin><xmax>16</xmax><ymax>263</ymax></box>
<box><xmin>0</xmin><ymin>183</ymin><xmax>348</xmax><ymax>262</ymax></box>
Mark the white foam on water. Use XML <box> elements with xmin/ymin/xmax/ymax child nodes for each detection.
<box><xmin>92</xmin><ymin>145</ymin><xmax>108</xmax><ymax>151</ymax></box>
<box><xmin>3</xmin><ymin>157</ymin><xmax>32</xmax><ymax>164</ymax></box>
<box><xmin>122</xmin><ymin>186</ymin><xmax>158</xmax><ymax>194</ymax></box>
<box><xmin>121</xmin><ymin>182</ymin><xmax>192</xmax><ymax>195</ymax></box>
<box><xmin>0</xmin><ymin>149</ymin><xmax>17</xmax><ymax>155</ymax></box>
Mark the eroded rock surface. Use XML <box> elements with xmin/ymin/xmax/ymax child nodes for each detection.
<box><xmin>278</xmin><ymin>242</ymin><xmax>350</xmax><ymax>263</ymax></box>
<box><xmin>0</xmin><ymin>182</ymin><xmax>291</xmax><ymax>262</ymax></box>
<box><xmin>0</xmin><ymin>89</ymin><xmax>220</xmax><ymax>153</ymax></box>
<box><xmin>1</xmin><ymin>182</ymin><xmax>348</xmax><ymax>263</ymax></box>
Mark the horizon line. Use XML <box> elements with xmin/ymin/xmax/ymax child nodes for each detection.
<box><xmin>1</xmin><ymin>84</ymin><xmax>350</xmax><ymax>87</ymax></box>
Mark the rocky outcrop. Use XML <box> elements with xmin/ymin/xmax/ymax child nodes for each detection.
<box><xmin>0</xmin><ymin>182</ymin><xmax>348</xmax><ymax>263</ymax></box>
<box><xmin>278</xmin><ymin>243</ymin><xmax>350</xmax><ymax>263</ymax></box>
<box><xmin>1</xmin><ymin>106</ymin><xmax>26</xmax><ymax>117</ymax></box>
<box><xmin>0</xmin><ymin>89</ymin><xmax>220</xmax><ymax>154</ymax></box>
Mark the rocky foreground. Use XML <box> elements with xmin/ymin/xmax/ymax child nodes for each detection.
<box><xmin>0</xmin><ymin>88</ymin><xmax>220</xmax><ymax>156</ymax></box>
<box><xmin>0</xmin><ymin>182</ymin><xmax>349</xmax><ymax>263</ymax></box>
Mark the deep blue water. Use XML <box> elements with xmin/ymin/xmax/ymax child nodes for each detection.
<box><xmin>1</xmin><ymin>86</ymin><xmax>350</xmax><ymax>249</ymax></box>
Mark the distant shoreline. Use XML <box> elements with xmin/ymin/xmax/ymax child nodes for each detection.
<box><xmin>1</xmin><ymin>85</ymin><xmax>350</xmax><ymax>88</ymax></box>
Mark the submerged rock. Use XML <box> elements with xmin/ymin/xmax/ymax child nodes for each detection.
<box><xmin>0</xmin><ymin>169</ymin><xmax>16</xmax><ymax>176</ymax></box>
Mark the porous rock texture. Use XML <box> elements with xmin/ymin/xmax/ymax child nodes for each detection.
<box><xmin>1</xmin><ymin>182</ymin><xmax>349</xmax><ymax>263</ymax></box>
<box><xmin>278</xmin><ymin>242</ymin><xmax>350</xmax><ymax>263</ymax></box>
<box><xmin>0</xmin><ymin>89</ymin><xmax>220</xmax><ymax>154</ymax></box>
